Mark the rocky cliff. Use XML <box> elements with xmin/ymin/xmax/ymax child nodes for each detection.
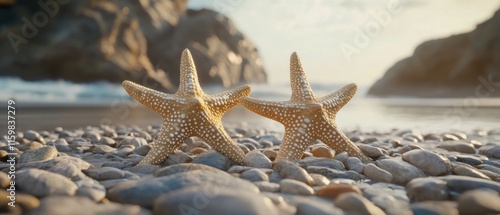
<box><xmin>0</xmin><ymin>0</ymin><xmax>266</xmax><ymax>91</ymax></box>
<box><xmin>368</xmin><ymin>9</ymin><xmax>500</xmax><ymax>98</ymax></box>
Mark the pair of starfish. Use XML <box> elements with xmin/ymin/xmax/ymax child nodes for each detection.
<box><xmin>123</xmin><ymin>49</ymin><xmax>370</xmax><ymax>165</ymax></box>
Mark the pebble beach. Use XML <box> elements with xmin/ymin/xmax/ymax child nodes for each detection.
<box><xmin>1</xmin><ymin>125</ymin><xmax>499</xmax><ymax>215</ymax></box>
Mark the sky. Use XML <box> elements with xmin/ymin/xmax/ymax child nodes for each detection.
<box><xmin>189</xmin><ymin>0</ymin><xmax>500</xmax><ymax>85</ymax></box>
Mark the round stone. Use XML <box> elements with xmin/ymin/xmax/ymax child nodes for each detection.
<box><xmin>316</xmin><ymin>183</ymin><xmax>362</xmax><ymax>199</ymax></box>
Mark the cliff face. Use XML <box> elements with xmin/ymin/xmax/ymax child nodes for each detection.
<box><xmin>368</xmin><ymin>9</ymin><xmax>500</xmax><ymax>98</ymax></box>
<box><xmin>0</xmin><ymin>0</ymin><xmax>266</xmax><ymax>91</ymax></box>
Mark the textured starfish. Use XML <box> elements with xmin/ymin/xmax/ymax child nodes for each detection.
<box><xmin>242</xmin><ymin>52</ymin><xmax>371</xmax><ymax>162</ymax></box>
<box><xmin>122</xmin><ymin>49</ymin><xmax>249</xmax><ymax>165</ymax></box>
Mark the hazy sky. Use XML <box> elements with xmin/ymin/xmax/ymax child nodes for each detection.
<box><xmin>189</xmin><ymin>0</ymin><xmax>500</xmax><ymax>85</ymax></box>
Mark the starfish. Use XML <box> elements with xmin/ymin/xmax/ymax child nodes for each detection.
<box><xmin>122</xmin><ymin>49</ymin><xmax>250</xmax><ymax>165</ymax></box>
<box><xmin>241</xmin><ymin>52</ymin><xmax>371</xmax><ymax>162</ymax></box>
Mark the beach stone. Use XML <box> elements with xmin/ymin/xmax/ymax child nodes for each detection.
<box><xmin>452</xmin><ymin>163</ymin><xmax>491</xmax><ymax>180</ymax></box>
<box><xmin>254</xmin><ymin>181</ymin><xmax>280</xmax><ymax>192</ymax></box>
<box><xmin>363</xmin><ymin>163</ymin><xmax>393</xmax><ymax>182</ymax></box>
<box><xmin>82</xmin><ymin>131</ymin><xmax>101</xmax><ymax>143</ymax></box>
<box><xmin>311</xmin><ymin>145</ymin><xmax>335</xmax><ymax>158</ymax></box>
<box><xmin>127</xmin><ymin>164</ymin><xmax>159</xmax><ymax>175</ymax></box>
<box><xmin>262</xmin><ymin>149</ymin><xmax>277</xmax><ymax>160</ymax></box>
<box><xmin>154</xmin><ymin>163</ymin><xmax>220</xmax><ymax>177</ymax></box>
<box><xmin>424</xmin><ymin>133</ymin><xmax>442</xmax><ymax>141</ymax></box>
<box><xmin>376</xmin><ymin>157</ymin><xmax>426</xmax><ymax>184</ymax></box>
<box><xmin>83</xmin><ymin>167</ymin><xmax>125</xmax><ymax>180</ymax></box>
<box><xmin>92</xmin><ymin>144</ymin><xmax>115</xmax><ymax>154</ymax></box>
<box><xmin>334</xmin><ymin>151</ymin><xmax>349</xmax><ymax>164</ymax></box>
<box><xmin>163</xmin><ymin>151</ymin><xmax>193</xmax><ymax>166</ymax></box>
<box><xmin>0</xmin><ymin>172</ymin><xmax>9</xmax><ymax>188</ymax></box>
<box><xmin>244</xmin><ymin>150</ymin><xmax>272</xmax><ymax>168</ymax></box>
<box><xmin>114</xmin><ymin>147</ymin><xmax>134</xmax><ymax>158</ymax></box>
<box><xmin>457</xmin><ymin>189</ymin><xmax>500</xmax><ymax>215</ymax></box>
<box><xmin>295</xmin><ymin>200</ymin><xmax>344</xmax><ymax>215</ymax></box>
<box><xmin>456</xmin><ymin>154</ymin><xmax>483</xmax><ymax>166</ymax></box>
<box><xmin>371</xmin><ymin>194</ymin><xmax>412</xmax><ymax>215</ymax></box>
<box><xmin>17</xmin><ymin>156</ymin><xmax>91</xmax><ymax>178</ymax></box>
<box><xmin>102</xmin><ymin>161</ymin><xmax>129</xmax><ymax>169</ymax></box>
<box><xmin>24</xmin><ymin>130</ymin><xmax>45</xmax><ymax>143</ymax></box>
<box><xmin>19</xmin><ymin>146</ymin><xmax>58</xmax><ymax>163</ymax></box>
<box><xmin>406</xmin><ymin>177</ymin><xmax>449</xmax><ymax>202</ymax></box>
<box><xmin>402</xmin><ymin>149</ymin><xmax>451</xmax><ymax>176</ymax></box>
<box><xmin>259</xmin><ymin>135</ymin><xmax>281</xmax><ymax>145</ymax></box>
<box><xmin>259</xmin><ymin>140</ymin><xmax>273</xmax><ymax>148</ymax></box>
<box><xmin>17</xmin><ymin>169</ymin><xmax>77</xmax><ymax>197</ymax></box>
<box><xmin>75</xmin><ymin>179</ymin><xmax>106</xmax><ymax>201</ymax></box>
<box><xmin>479</xmin><ymin>144</ymin><xmax>500</xmax><ymax>158</ymax></box>
<box><xmin>28</xmin><ymin>196</ymin><xmax>143</xmax><ymax>215</ymax></box>
<box><xmin>442</xmin><ymin>134</ymin><xmax>460</xmax><ymax>141</ymax></box>
<box><xmin>346</xmin><ymin>157</ymin><xmax>364</xmax><ymax>173</ymax></box>
<box><xmin>411</xmin><ymin>201</ymin><xmax>458</xmax><ymax>215</ymax></box>
<box><xmin>298</xmin><ymin>157</ymin><xmax>345</xmax><ymax>170</ymax></box>
<box><xmin>274</xmin><ymin>160</ymin><xmax>313</xmax><ymax>185</ymax></box>
<box><xmin>153</xmin><ymin>186</ymin><xmax>277</xmax><ymax>215</ymax></box>
<box><xmin>310</xmin><ymin>173</ymin><xmax>329</xmax><ymax>186</ymax></box>
<box><xmin>477</xmin><ymin>164</ymin><xmax>500</xmax><ymax>174</ymax></box>
<box><xmin>316</xmin><ymin>183</ymin><xmax>361</xmax><ymax>199</ymax></box>
<box><xmin>307</xmin><ymin>166</ymin><xmax>365</xmax><ymax>181</ymax></box>
<box><xmin>240</xmin><ymin>168</ymin><xmax>269</xmax><ymax>182</ymax></box>
<box><xmin>17</xmin><ymin>141</ymin><xmax>44</xmax><ymax>151</ymax></box>
<box><xmin>334</xmin><ymin>193</ymin><xmax>385</xmax><ymax>215</ymax></box>
<box><xmin>133</xmin><ymin>145</ymin><xmax>151</xmax><ymax>156</ymax></box>
<box><xmin>108</xmin><ymin>170</ymin><xmax>258</xmax><ymax>207</ymax></box>
<box><xmin>437</xmin><ymin>141</ymin><xmax>476</xmax><ymax>154</ymax></box>
<box><xmin>279</xmin><ymin>179</ymin><xmax>313</xmax><ymax>195</ymax></box>
<box><xmin>440</xmin><ymin>175</ymin><xmax>500</xmax><ymax>193</ymax></box>
<box><xmin>189</xmin><ymin>147</ymin><xmax>208</xmax><ymax>154</ymax></box>
<box><xmin>97</xmin><ymin>136</ymin><xmax>116</xmax><ymax>146</ymax></box>
<box><xmin>227</xmin><ymin>165</ymin><xmax>252</xmax><ymax>174</ymax></box>
<box><xmin>360</xmin><ymin>145</ymin><xmax>386</xmax><ymax>158</ymax></box>
<box><xmin>192</xmin><ymin>151</ymin><xmax>233</xmax><ymax>171</ymax></box>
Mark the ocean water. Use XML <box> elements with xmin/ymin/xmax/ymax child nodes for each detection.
<box><xmin>1</xmin><ymin>78</ymin><xmax>499</xmax><ymax>134</ymax></box>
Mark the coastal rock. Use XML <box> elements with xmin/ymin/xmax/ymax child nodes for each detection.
<box><xmin>363</xmin><ymin>163</ymin><xmax>393</xmax><ymax>182</ymax></box>
<box><xmin>27</xmin><ymin>196</ymin><xmax>144</xmax><ymax>215</ymax></box>
<box><xmin>83</xmin><ymin>167</ymin><xmax>126</xmax><ymax>181</ymax></box>
<box><xmin>439</xmin><ymin>175</ymin><xmax>500</xmax><ymax>193</ymax></box>
<box><xmin>457</xmin><ymin>189</ymin><xmax>500</xmax><ymax>215</ymax></box>
<box><xmin>16</xmin><ymin>156</ymin><xmax>90</xmax><ymax>178</ymax></box>
<box><xmin>240</xmin><ymin>168</ymin><xmax>269</xmax><ymax>182</ymax></box>
<box><xmin>402</xmin><ymin>149</ymin><xmax>452</xmax><ymax>176</ymax></box>
<box><xmin>411</xmin><ymin>201</ymin><xmax>458</xmax><ymax>215</ymax></box>
<box><xmin>406</xmin><ymin>177</ymin><xmax>449</xmax><ymax>202</ymax></box>
<box><xmin>0</xmin><ymin>1</ymin><xmax>266</xmax><ymax>90</ymax></box>
<box><xmin>310</xmin><ymin>174</ymin><xmax>330</xmax><ymax>186</ymax></box>
<box><xmin>376</xmin><ymin>157</ymin><xmax>426</xmax><ymax>184</ymax></box>
<box><xmin>452</xmin><ymin>163</ymin><xmax>491</xmax><ymax>180</ymax></box>
<box><xmin>316</xmin><ymin>183</ymin><xmax>362</xmax><ymax>199</ymax></box>
<box><xmin>243</xmin><ymin>150</ymin><xmax>272</xmax><ymax>168</ymax></box>
<box><xmin>108</xmin><ymin>170</ymin><xmax>258</xmax><ymax>207</ymax></box>
<box><xmin>479</xmin><ymin>144</ymin><xmax>500</xmax><ymax>158</ymax></box>
<box><xmin>298</xmin><ymin>157</ymin><xmax>345</xmax><ymax>170</ymax></box>
<box><xmin>253</xmin><ymin>181</ymin><xmax>280</xmax><ymax>192</ymax></box>
<box><xmin>279</xmin><ymin>179</ymin><xmax>314</xmax><ymax>196</ymax></box>
<box><xmin>273</xmin><ymin>160</ymin><xmax>314</xmax><ymax>185</ymax></box>
<box><xmin>17</xmin><ymin>169</ymin><xmax>77</xmax><ymax>197</ymax></box>
<box><xmin>307</xmin><ymin>166</ymin><xmax>365</xmax><ymax>181</ymax></box>
<box><xmin>295</xmin><ymin>200</ymin><xmax>344</xmax><ymax>215</ymax></box>
<box><xmin>192</xmin><ymin>151</ymin><xmax>233</xmax><ymax>171</ymax></box>
<box><xmin>346</xmin><ymin>157</ymin><xmax>365</xmax><ymax>173</ymax></box>
<box><xmin>154</xmin><ymin>163</ymin><xmax>221</xmax><ymax>177</ymax></box>
<box><xmin>311</xmin><ymin>145</ymin><xmax>335</xmax><ymax>159</ymax></box>
<box><xmin>153</xmin><ymin>186</ymin><xmax>277</xmax><ymax>215</ymax></box>
<box><xmin>163</xmin><ymin>151</ymin><xmax>193</xmax><ymax>166</ymax></box>
<box><xmin>19</xmin><ymin>146</ymin><xmax>58</xmax><ymax>163</ymax></box>
<box><xmin>334</xmin><ymin>193</ymin><xmax>385</xmax><ymax>215</ymax></box>
<box><xmin>368</xmin><ymin>9</ymin><xmax>500</xmax><ymax>97</ymax></box>
<box><xmin>437</xmin><ymin>142</ymin><xmax>476</xmax><ymax>154</ymax></box>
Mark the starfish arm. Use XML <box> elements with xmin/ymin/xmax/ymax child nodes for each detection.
<box><xmin>139</xmin><ymin>122</ymin><xmax>192</xmax><ymax>165</ymax></box>
<box><xmin>241</xmin><ymin>97</ymin><xmax>294</xmax><ymax>123</ymax></box>
<box><xmin>318</xmin><ymin>123</ymin><xmax>372</xmax><ymax>163</ymax></box>
<box><xmin>320</xmin><ymin>83</ymin><xmax>357</xmax><ymax>119</ymax></box>
<box><xmin>122</xmin><ymin>80</ymin><xmax>180</xmax><ymax>113</ymax></box>
<box><xmin>206</xmin><ymin>85</ymin><xmax>251</xmax><ymax>117</ymax></box>
<box><xmin>275</xmin><ymin>127</ymin><xmax>314</xmax><ymax>161</ymax></box>
<box><xmin>194</xmin><ymin>119</ymin><xmax>245</xmax><ymax>164</ymax></box>
<box><xmin>289</xmin><ymin>52</ymin><xmax>317</xmax><ymax>102</ymax></box>
<box><xmin>177</xmin><ymin>49</ymin><xmax>204</xmax><ymax>96</ymax></box>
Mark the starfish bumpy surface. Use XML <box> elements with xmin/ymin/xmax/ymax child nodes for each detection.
<box><xmin>122</xmin><ymin>49</ymin><xmax>249</xmax><ymax>165</ymax></box>
<box><xmin>242</xmin><ymin>52</ymin><xmax>371</xmax><ymax>162</ymax></box>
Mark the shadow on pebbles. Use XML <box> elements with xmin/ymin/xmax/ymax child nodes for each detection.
<box><xmin>0</xmin><ymin>126</ymin><xmax>499</xmax><ymax>215</ymax></box>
